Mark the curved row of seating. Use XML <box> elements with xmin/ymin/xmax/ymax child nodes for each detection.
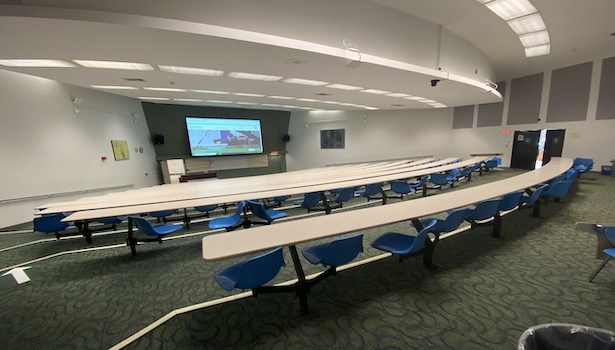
<box><xmin>208</xmin><ymin>158</ymin><xmax>581</xmax><ymax>313</ymax></box>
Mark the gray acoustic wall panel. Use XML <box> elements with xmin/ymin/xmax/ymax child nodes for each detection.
<box><xmin>477</xmin><ymin>81</ymin><xmax>506</xmax><ymax>127</ymax></box>
<box><xmin>453</xmin><ymin>105</ymin><xmax>474</xmax><ymax>129</ymax></box>
<box><xmin>546</xmin><ymin>62</ymin><xmax>592</xmax><ymax>122</ymax></box>
<box><xmin>596</xmin><ymin>56</ymin><xmax>615</xmax><ymax>120</ymax></box>
<box><xmin>507</xmin><ymin>73</ymin><xmax>543</xmax><ymax>125</ymax></box>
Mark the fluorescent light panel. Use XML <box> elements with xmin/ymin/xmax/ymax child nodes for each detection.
<box><xmin>138</xmin><ymin>97</ymin><xmax>169</xmax><ymax>100</ymax></box>
<box><xmin>360</xmin><ymin>89</ymin><xmax>391</xmax><ymax>95</ymax></box>
<box><xmin>386</xmin><ymin>93</ymin><xmax>412</xmax><ymax>98</ymax></box>
<box><xmin>325</xmin><ymin>83</ymin><xmax>363</xmax><ymax>90</ymax></box>
<box><xmin>231</xmin><ymin>92</ymin><xmax>265</xmax><ymax>97</ymax></box>
<box><xmin>524</xmin><ymin>44</ymin><xmax>551</xmax><ymax>57</ymax></box>
<box><xmin>0</xmin><ymin>59</ymin><xmax>76</xmax><ymax>67</ymax></box>
<box><xmin>90</xmin><ymin>85</ymin><xmax>138</xmax><ymax>90</ymax></box>
<box><xmin>267</xmin><ymin>95</ymin><xmax>295</xmax><ymax>100</ymax></box>
<box><xmin>173</xmin><ymin>98</ymin><xmax>202</xmax><ymax>102</ymax></box>
<box><xmin>485</xmin><ymin>0</ymin><xmax>537</xmax><ymax>21</ymax></box>
<box><xmin>227</xmin><ymin>72</ymin><xmax>282</xmax><ymax>81</ymax></box>
<box><xmin>519</xmin><ymin>30</ymin><xmax>550</xmax><ymax>47</ymax></box>
<box><xmin>73</xmin><ymin>60</ymin><xmax>154</xmax><ymax>71</ymax></box>
<box><xmin>158</xmin><ymin>65</ymin><xmax>223</xmax><ymax>76</ymax></box>
<box><xmin>205</xmin><ymin>100</ymin><xmax>233</xmax><ymax>104</ymax></box>
<box><xmin>282</xmin><ymin>78</ymin><xmax>329</xmax><ymax>86</ymax></box>
<box><xmin>507</xmin><ymin>13</ymin><xmax>547</xmax><ymax>34</ymax></box>
<box><xmin>191</xmin><ymin>89</ymin><xmax>229</xmax><ymax>94</ymax></box>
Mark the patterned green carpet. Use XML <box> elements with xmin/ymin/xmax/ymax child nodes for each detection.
<box><xmin>1</xmin><ymin>169</ymin><xmax>614</xmax><ymax>349</ymax></box>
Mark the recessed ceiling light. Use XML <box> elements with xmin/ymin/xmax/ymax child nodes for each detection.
<box><xmin>360</xmin><ymin>89</ymin><xmax>391</xmax><ymax>95</ymax></box>
<box><xmin>143</xmin><ymin>87</ymin><xmax>187</xmax><ymax>92</ymax></box>
<box><xmin>0</xmin><ymin>59</ymin><xmax>76</xmax><ymax>67</ymax></box>
<box><xmin>325</xmin><ymin>83</ymin><xmax>363</xmax><ymax>90</ymax></box>
<box><xmin>297</xmin><ymin>98</ymin><xmax>319</xmax><ymax>102</ymax></box>
<box><xmin>386</xmin><ymin>93</ymin><xmax>412</xmax><ymax>98</ymax></box>
<box><xmin>227</xmin><ymin>72</ymin><xmax>283</xmax><ymax>81</ymax></box>
<box><xmin>73</xmin><ymin>60</ymin><xmax>154</xmax><ymax>71</ymax></box>
<box><xmin>205</xmin><ymin>100</ymin><xmax>234</xmax><ymax>104</ymax></box>
<box><xmin>90</xmin><ymin>85</ymin><xmax>139</xmax><ymax>90</ymax></box>
<box><xmin>261</xmin><ymin>103</ymin><xmax>283</xmax><ymax>107</ymax></box>
<box><xmin>191</xmin><ymin>89</ymin><xmax>230</xmax><ymax>94</ymax></box>
<box><xmin>267</xmin><ymin>95</ymin><xmax>295</xmax><ymax>100</ymax></box>
<box><xmin>362</xmin><ymin>106</ymin><xmax>379</xmax><ymax>110</ymax></box>
<box><xmin>173</xmin><ymin>98</ymin><xmax>203</xmax><ymax>102</ymax></box>
<box><xmin>235</xmin><ymin>102</ymin><xmax>256</xmax><ymax>105</ymax></box>
<box><xmin>507</xmin><ymin>13</ymin><xmax>546</xmax><ymax>35</ymax></box>
<box><xmin>282</xmin><ymin>78</ymin><xmax>329</xmax><ymax>86</ymax></box>
<box><xmin>524</xmin><ymin>44</ymin><xmax>551</xmax><ymax>57</ymax></box>
<box><xmin>232</xmin><ymin>92</ymin><xmax>266</xmax><ymax>97</ymax></box>
<box><xmin>138</xmin><ymin>97</ymin><xmax>170</xmax><ymax>100</ymax></box>
<box><xmin>405</xmin><ymin>96</ymin><xmax>427</xmax><ymax>101</ymax></box>
<box><xmin>519</xmin><ymin>30</ymin><xmax>550</xmax><ymax>47</ymax></box>
<box><xmin>485</xmin><ymin>0</ymin><xmax>536</xmax><ymax>21</ymax></box>
<box><xmin>158</xmin><ymin>65</ymin><xmax>223</xmax><ymax>76</ymax></box>
<box><xmin>321</xmin><ymin>100</ymin><xmax>343</xmax><ymax>104</ymax></box>
<box><xmin>281</xmin><ymin>105</ymin><xmax>301</xmax><ymax>109</ymax></box>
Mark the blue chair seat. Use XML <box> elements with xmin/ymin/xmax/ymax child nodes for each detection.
<box><xmin>33</xmin><ymin>213</ymin><xmax>72</xmax><ymax>240</ymax></box>
<box><xmin>371</xmin><ymin>220</ymin><xmax>439</xmax><ymax>267</ymax></box>
<box><xmin>588</xmin><ymin>227</ymin><xmax>615</xmax><ymax>282</ymax></box>
<box><xmin>417</xmin><ymin>208</ymin><xmax>469</xmax><ymax>234</ymax></box>
<box><xmin>302</xmin><ymin>234</ymin><xmax>363</xmax><ymax>267</ymax></box>
<box><xmin>209</xmin><ymin>201</ymin><xmax>247</xmax><ymax>231</ymax></box>
<box><xmin>247</xmin><ymin>200</ymin><xmax>288</xmax><ymax>226</ymax></box>
<box><xmin>214</xmin><ymin>247</ymin><xmax>285</xmax><ymax>291</ymax></box>
<box><xmin>129</xmin><ymin>216</ymin><xmax>183</xmax><ymax>255</ymax></box>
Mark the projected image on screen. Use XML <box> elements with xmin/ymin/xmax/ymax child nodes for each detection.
<box><xmin>186</xmin><ymin>117</ymin><xmax>263</xmax><ymax>157</ymax></box>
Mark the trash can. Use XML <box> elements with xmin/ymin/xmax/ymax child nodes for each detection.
<box><xmin>601</xmin><ymin>165</ymin><xmax>612</xmax><ymax>176</ymax></box>
<box><xmin>518</xmin><ymin>323</ymin><xmax>615</xmax><ymax>350</ymax></box>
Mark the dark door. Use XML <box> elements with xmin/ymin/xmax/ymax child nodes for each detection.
<box><xmin>542</xmin><ymin>129</ymin><xmax>566</xmax><ymax>165</ymax></box>
<box><xmin>511</xmin><ymin>130</ymin><xmax>541</xmax><ymax>170</ymax></box>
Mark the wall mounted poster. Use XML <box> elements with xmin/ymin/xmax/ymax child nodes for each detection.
<box><xmin>111</xmin><ymin>140</ymin><xmax>130</xmax><ymax>161</ymax></box>
<box><xmin>320</xmin><ymin>129</ymin><xmax>345</xmax><ymax>149</ymax></box>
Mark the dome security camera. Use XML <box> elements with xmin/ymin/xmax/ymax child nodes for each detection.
<box><xmin>430</xmin><ymin>79</ymin><xmax>440</xmax><ymax>87</ymax></box>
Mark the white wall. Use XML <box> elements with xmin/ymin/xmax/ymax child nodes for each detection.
<box><xmin>0</xmin><ymin>69</ymin><xmax>160</xmax><ymax>228</ymax></box>
<box><xmin>286</xmin><ymin>57</ymin><xmax>615</xmax><ymax>171</ymax></box>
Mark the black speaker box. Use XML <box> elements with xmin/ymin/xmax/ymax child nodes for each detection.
<box><xmin>153</xmin><ymin>135</ymin><xmax>164</xmax><ymax>145</ymax></box>
<box><xmin>282</xmin><ymin>134</ymin><xmax>291</xmax><ymax>142</ymax></box>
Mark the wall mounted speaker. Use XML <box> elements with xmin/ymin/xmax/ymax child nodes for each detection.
<box><xmin>282</xmin><ymin>134</ymin><xmax>291</xmax><ymax>142</ymax></box>
<box><xmin>153</xmin><ymin>134</ymin><xmax>165</xmax><ymax>145</ymax></box>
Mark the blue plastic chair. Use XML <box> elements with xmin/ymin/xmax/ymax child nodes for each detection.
<box><xmin>446</xmin><ymin>168</ymin><xmax>460</xmax><ymax>184</ymax></box>
<box><xmin>484</xmin><ymin>159</ymin><xmax>498</xmax><ymax>172</ymax></box>
<box><xmin>588</xmin><ymin>227</ymin><xmax>615</xmax><ymax>282</ymax></box>
<box><xmin>415</xmin><ymin>208</ymin><xmax>469</xmax><ymax>234</ymax></box>
<box><xmin>247</xmin><ymin>200</ymin><xmax>288</xmax><ymax>225</ymax></box>
<box><xmin>33</xmin><ymin>213</ymin><xmax>72</xmax><ymax>239</ymax></box>
<box><xmin>208</xmin><ymin>201</ymin><xmax>248</xmax><ymax>231</ymax></box>
<box><xmin>194</xmin><ymin>204</ymin><xmax>218</xmax><ymax>217</ymax></box>
<box><xmin>573</xmin><ymin>157</ymin><xmax>594</xmax><ymax>173</ymax></box>
<box><xmin>302</xmin><ymin>234</ymin><xmax>364</xmax><ymax>268</ymax></box>
<box><xmin>371</xmin><ymin>220</ymin><xmax>439</xmax><ymax>268</ymax></box>
<box><xmin>128</xmin><ymin>216</ymin><xmax>183</xmax><ymax>256</ymax></box>
<box><xmin>540</xmin><ymin>180</ymin><xmax>574</xmax><ymax>203</ymax></box>
<box><xmin>519</xmin><ymin>184</ymin><xmax>548</xmax><ymax>217</ymax></box>
<box><xmin>389</xmin><ymin>180</ymin><xmax>416</xmax><ymax>200</ymax></box>
<box><xmin>214</xmin><ymin>247</ymin><xmax>285</xmax><ymax>291</ymax></box>
<box><xmin>356</xmin><ymin>183</ymin><xmax>387</xmax><ymax>204</ymax></box>
<box><xmin>265</xmin><ymin>195</ymin><xmax>290</xmax><ymax>208</ymax></box>
<box><xmin>464</xmin><ymin>199</ymin><xmax>503</xmax><ymax>237</ymax></box>
<box><xmin>409</xmin><ymin>175</ymin><xmax>429</xmax><ymax>196</ymax></box>
<box><xmin>429</xmin><ymin>173</ymin><xmax>453</xmax><ymax>189</ymax></box>
<box><xmin>149</xmin><ymin>209</ymin><xmax>178</xmax><ymax>223</ymax></box>
<box><xmin>328</xmin><ymin>187</ymin><xmax>355</xmax><ymax>209</ymax></box>
<box><xmin>499</xmin><ymin>191</ymin><xmax>525</xmax><ymax>212</ymax></box>
<box><xmin>294</xmin><ymin>192</ymin><xmax>322</xmax><ymax>213</ymax></box>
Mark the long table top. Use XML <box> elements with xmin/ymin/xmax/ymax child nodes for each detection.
<box><xmin>61</xmin><ymin>157</ymin><xmax>488</xmax><ymax>222</ymax></box>
<box><xmin>201</xmin><ymin>157</ymin><xmax>573</xmax><ymax>261</ymax></box>
<box><xmin>41</xmin><ymin>157</ymin><xmax>441</xmax><ymax>214</ymax></box>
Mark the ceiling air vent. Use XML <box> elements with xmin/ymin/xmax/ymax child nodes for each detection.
<box><xmin>315</xmin><ymin>93</ymin><xmax>331</xmax><ymax>96</ymax></box>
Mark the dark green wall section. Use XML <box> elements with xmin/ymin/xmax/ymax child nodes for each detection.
<box><xmin>142</xmin><ymin>103</ymin><xmax>291</xmax><ymax>177</ymax></box>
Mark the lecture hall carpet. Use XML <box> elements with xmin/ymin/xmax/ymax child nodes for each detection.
<box><xmin>0</xmin><ymin>169</ymin><xmax>614</xmax><ymax>349</ymax></box>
